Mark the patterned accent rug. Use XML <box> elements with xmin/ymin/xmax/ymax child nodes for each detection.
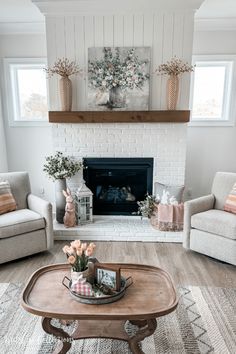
<box><xmin>0</xmin><ymin>284</ymin><xmax>235</xmax><ymax>354</ymax></box>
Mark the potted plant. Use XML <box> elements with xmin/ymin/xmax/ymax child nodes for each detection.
<box><xmin>63</xmin><ymin>240</ymin><xmax>96</xmax><ymax>284</ymax></box>
<box><xmin>43</xmin><ymin>151</ymin><xmax>83</xmax><ymax>223</ymax></box>
<box><xmin>156</xmin><ymin>56</ymin><xmax>194</xmax><ymax>110</ymax></box>
<box><xmin>44</xmin><ymin>58</ymin><xmax>82</xmax><ymax>111</ymax></box>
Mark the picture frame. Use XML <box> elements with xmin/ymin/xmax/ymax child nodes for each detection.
<box><xmin>94</xmin><ymin>263</ymin><xmax>121</xmax><ymax>291</ymax></box>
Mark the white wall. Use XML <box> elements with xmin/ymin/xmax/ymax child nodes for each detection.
<box><xmin>0</xmin><ymin>92</ymin><xmax>8</xmax><ymax>171</ymax></box>
<box><xmin>0</xmin><ymin>34</ymin><xmax>54</xmax><ymax>201</ymax></box>
<box><xmin>185</xmin><ymin>30</ymin><xmax>236</xmax><ymax>198</ymax></box>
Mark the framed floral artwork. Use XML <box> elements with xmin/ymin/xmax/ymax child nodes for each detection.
<box><xmin>88</xmin><ymin>47</ymin><xmax>150</xmax><ymax>110</ymax></box>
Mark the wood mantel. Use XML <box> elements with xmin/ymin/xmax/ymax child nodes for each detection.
<box><xmin>49</xmin><ymin>110</ymin><xmax>190</xmax><ymax>123</ymax></box>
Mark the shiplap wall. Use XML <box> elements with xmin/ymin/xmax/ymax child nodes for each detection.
<box><xmin>45</xmin><ymin>11</ymin><xmax>195</xmax><ymax>111</ymax></box>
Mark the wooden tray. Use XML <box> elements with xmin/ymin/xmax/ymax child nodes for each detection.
<box><xmin>62</xmin><ymin>275</ymin><xmax>133</xmax><ymax>304</ymax></box>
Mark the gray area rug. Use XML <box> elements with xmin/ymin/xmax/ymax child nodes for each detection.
<box><xmin>0</xmin><ymin>284</ymin><xmax>235</xmax><ymax>353</ymax></box>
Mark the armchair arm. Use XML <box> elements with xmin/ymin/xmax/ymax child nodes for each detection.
<box><xmin>183</xmin><ymin>194</ymin><xmax>215</xmax><ymax>249</ymax></box>
<box><xmin>27</xmin><ymin>193</ymin><xmax>54</xmax><ymax>250</ymax></box>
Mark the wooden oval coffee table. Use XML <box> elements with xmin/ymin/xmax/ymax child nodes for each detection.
<box><xmin>21</xmin><ymin>263</ymin><xmax>178</xmax><ymax>354</ymax></box>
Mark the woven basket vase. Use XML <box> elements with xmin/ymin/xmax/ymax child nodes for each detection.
<box><xmin>59</xmin><ymin>76</ymin><xmax>72</xmax><ymax>111</ymax></box>
<box><xmin>166</xmin><ymin>74</ymin><xmax>179</xmax><ymax>110</ymax></box>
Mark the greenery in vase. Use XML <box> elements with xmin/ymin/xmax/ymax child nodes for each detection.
<box><xmin>63</xmin><ymin>240</ymin><xmax>96</xmax><ymax>272</ymax></box>
<box><xmin>43</xmin><ymin>151</ymin><xmax>83</xmax><ymax>181</ymax></box>
<box><xmin>156</xmin><ymin>56</ymin><xmax>195</xmax><ymax>76</ymax></box>
<box><xmin>44</xmin><ymin>57</ymin><xmax>82</xmax><ymax>78</ymax></box>
<box><xmin>136</xmin><ymin>194</ymin><xmax>157</xmax><ymax>219</ymax></box>
<box><xmin>88</xmin><ymin>47</ymin><xmax>149</xmax><ymax>91</ymax></box>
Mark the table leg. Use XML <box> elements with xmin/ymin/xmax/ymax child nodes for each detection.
<box><xmin>42</xmin><ymin>317</ymin><xmax>72</xmax><ymax>354</ymax></box>
<box><xmin>128</xmin><ymin>319</ymin><xmax>157</xmax><ymax>354</ymax></box>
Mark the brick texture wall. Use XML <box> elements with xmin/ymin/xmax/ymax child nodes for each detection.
<box><xmin>52</xmin><ymin>122</ymin><xmax>187</xmax><ymax>190</ymax></box>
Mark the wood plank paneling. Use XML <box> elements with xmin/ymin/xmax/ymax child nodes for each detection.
<box><xmin>104</xmin><ymin>15</ymin><xmax>114</xmax><ymax>46</ymax></box>
<box><xmin>49</xmin><ymin>110</ymin><xmax>190</xmax><ymax>123</ymax></box>
<box><xmin>74</xmin><ymin>16</ymin><xmax>86</xmax><ymax>110</ymax></box>
<box><xmin>123</xmin><ymin>14</ymin><xmax>134</xmax><ymax>46</ymax></box>
<box><xmin>45</xmin><ymin>18</ymin><xmax>58</xmax><ymax>110</ymax></box>
<box><xmin>45</xmin><ymin>11</ymin><xmax>195</xmax><ymax>111</ymax></box>
<box><xmin>133</xmin><ymin>14</ymin><xmax>144</xmax><ymax>46</ymax></box>
<box><xmin>152</xmin><ymin>14</ymin><xmax>164</xmax><ymax>109</ymax></box>
<box><xmin>114</xmin><ymin>15</ymin><xmax>124</xmax><ymax>47</ymax></box>
<box><xmin>94</xmin><ymin>16</ymin><xmax>104</xmax><ymax>47</ymax></box>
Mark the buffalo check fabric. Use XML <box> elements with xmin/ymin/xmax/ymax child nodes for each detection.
<box><xmin>0</xmin><ymin>181</ymin><xmax>17</xmax><ymax>215</ymax></box>
<box><xmin>71</xmin><ymin>279</ymin><xmax>94</xmax><ymax>296</ymax></box>
<box><xmin>224</xmin><ymin>182</ymin><xmax>236</xmax><ymax>215</ymax></box>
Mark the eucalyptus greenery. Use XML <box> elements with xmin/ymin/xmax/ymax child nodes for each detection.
<box><xmin>43</xmin><ymin>151</ymin><xmax>83</xmax><ymax>181</ymax></box>
<box><xmin>136</xmin><ymin>194</ymin><xmax>157</xmax><ymax>219</ymax></box>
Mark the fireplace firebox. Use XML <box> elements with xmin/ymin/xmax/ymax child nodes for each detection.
<box><xmin>83</xmin><ymin>158</ymin><xmax>153</xmax><ymax>215</ymax></box>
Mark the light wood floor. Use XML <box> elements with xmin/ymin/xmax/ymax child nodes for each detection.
<box><xmin>0</xmin><ymin>242</ymin><xmax>235</xmax><ymax>287</ymax></box>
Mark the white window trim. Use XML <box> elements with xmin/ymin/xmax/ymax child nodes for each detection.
<box><xmin>3</xmin><ymin>57</ymin><xmax>50</xmax><ymax>127</ymax></box>
<box><xmin>189</xmin><ymin>54</ymin><xmax>236</xmax><ymax>127</ymax></box>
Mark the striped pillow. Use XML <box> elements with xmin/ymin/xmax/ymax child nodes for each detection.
<box><xmin>0</xmin><ymin>181</ymin><xmax>17</xmax><ymax>215</ymax></box>
<box><xmin>224</xmin><ymin>182</ymin><xmax>236</xmax><ymax>214</ymax></box>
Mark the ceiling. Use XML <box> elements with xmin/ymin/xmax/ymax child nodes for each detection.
<box><xmin>0</xmin><ymin>0</ymin><xmax>236</xmax><ymax>24</ymax></box>
<box><xmin>195</xmin><ymin>0</ymin><xmax>236</xmax><ymax>18</ymax></box>
<box><xmin>0</xmin><ymin>0</ymin><xmax>44</xmax><ymax>23</ymax></box>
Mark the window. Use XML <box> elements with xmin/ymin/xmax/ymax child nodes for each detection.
<box><xmin>4</xmin><ymin>58</ymin><xmax>48</xmax><ymax>126</ymax></box>
<box><xmin>190</xmin><ymin>55</ymin><xmax>235</xmax><ymax>126</ymax></box>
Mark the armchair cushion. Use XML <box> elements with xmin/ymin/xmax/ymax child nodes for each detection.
<box><xmin>0</xmin><ymin>209</ymin><xmax>45</xmax><ymax>239</ymax></box>
<box><xmin>224</xmin><ymin>182</ymin><xmax>236</xmax><ymax>214</ymax></box>
<box><xmin>191</xmin><ymin>209</ymin><xmax>236</xmax><ymax>240</ymax></box>
<box><xmin>0</xmin><ymin>172</ymin><xmax>31</xmax><ymax>210</ymax></box>
<box><xmin>0</xmin><ymin>181</ymin><xmax>17</xmax><ymax>215</ymax></box>
<box><xmin>211</xmin><ymin>172</ymin><xmax>236</xmax><ymax>210</ymax></box>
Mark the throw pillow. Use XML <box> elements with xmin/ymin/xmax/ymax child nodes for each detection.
<box><xmin>0</xmin><ymin>181</ymin><xmax>17</xmax><ymax>215</ymax></box>
<box><xmin>154</xmin><ymin>182</ymin><xmax>184</xmax><ymax>205</ymax></box>
<box><xmin>224</xmin><ymin>182</ymin><xmax>236</xmax><ymax>214</ymax></box>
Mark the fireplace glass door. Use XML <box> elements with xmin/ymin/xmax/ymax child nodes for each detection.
<box><xmin>83</xmin><ymin>158</ymin><xmax>153</xmax><ymax>215</ymax></box>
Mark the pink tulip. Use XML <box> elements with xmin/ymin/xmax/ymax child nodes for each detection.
<box><xmin>76</xmin><ymin>248</ymin><xmax>83</xmax><ymax>256</ymax></box>
<box><xmin>62</xmin><ymin>245</ymin><xmax>71</xmax><ymax>254</ymax></box>
<box><xmin>68</xmin><ymin>255</ymin><xmax>76</xmax><ymax>264</ymax></box>
<box><xmin>85</xmin><ymin>247</ymin><xmax>93</xmax><ymax>257</ymax></box>
<box><xmin>70</xmin><ymin>240</ymin><xmax>81</xmax><ymax>250</ymax></box>
<box><xmin>81</xmin><ymin>243</ymin><xmax>87</xmax><ymax>251</ymax></box>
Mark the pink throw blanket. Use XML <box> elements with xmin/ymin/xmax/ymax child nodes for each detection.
<box><xmin>151</xmin><ymin>203</ymin><xmax>184</xmax><ymax>231</ymax></box>
<box><xmin>158</xmin><ymin>203</ymin><xmax>184</xmax><ymax>224</ymax></box>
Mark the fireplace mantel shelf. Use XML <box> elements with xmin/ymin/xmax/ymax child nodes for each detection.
<box><xmin>49</xmin><ymin>110</ymin><xmax>190</xmax><ymax>123</ymax></box>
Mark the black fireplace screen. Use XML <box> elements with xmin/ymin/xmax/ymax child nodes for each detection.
<box><xmin>83</xmin><ymin>158</ymin><xmax>153</xmax><ymax>215</ymax></box>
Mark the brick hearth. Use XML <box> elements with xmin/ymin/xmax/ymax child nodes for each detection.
<box><xmin>54</xmin><ymin>215</ymin><xmax>183</xmax><ymax>243</ymax></box>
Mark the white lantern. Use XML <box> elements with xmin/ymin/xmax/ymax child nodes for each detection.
<box><xmin>75</xmin><ymin>180</ymin><xmax>93</xmax><ymax>224</ymax></box>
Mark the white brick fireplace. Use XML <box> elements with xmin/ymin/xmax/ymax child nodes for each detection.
<box><xmin>33</xmin><ymin>0</ymin><xmax>204</xmax><ymax>241</ymax></box>
<box><xmin>52</xmin><ymin>122</ymin><xmax>187</xmax><ymax>187</ymax></box>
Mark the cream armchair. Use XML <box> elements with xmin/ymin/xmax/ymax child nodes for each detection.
<box><xmin>0</xmin><ymin>172</ymin><xmax>53</xmax><ymax>264</ymax></box>
<box><xmin>183</xmin><ymin>172</ymin><xmax>236</xmax><ymax>266</ymax></box>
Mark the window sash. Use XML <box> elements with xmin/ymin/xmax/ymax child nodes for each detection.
<box><xmin>190</xmin><ymin>55</ymin><xmax>236</xmax><ymax>127</ymax></box>
<box><xmin>3</xmin><ymin>58</ymin><xmax>49</xmax><ymax>127</ymax></box>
